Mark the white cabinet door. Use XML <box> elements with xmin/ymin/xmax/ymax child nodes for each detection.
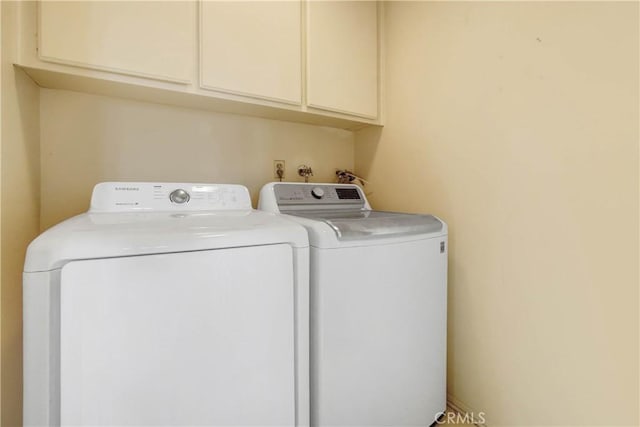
<box><xmin>38</xmin><ymin>1</ymin><xmax>196</xmax><ymax>83</ymax></box>
<box><xmin>307</xmin><ymin>0</ymin><xmax>379</xmax><ymax>119</ymax></box>
<box><xmin>200</xmin><ymin>1</ymin><xmax>302</xmax><ymax>104</ymax></box>
<box><xmin>59</xmin><ymin>245</ymin><xmax>295</xmax><ymax>425</ymax></box>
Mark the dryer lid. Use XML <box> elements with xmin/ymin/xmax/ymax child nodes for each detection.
<box><xmin>287</xmin><ymin>210</ymin><xmax>443</xmax><ymax>241</ymax></box>
<box><xmin>24</xmin><ymin>182</ymin><xmax>309</xmax><ymax>272</ymax></box>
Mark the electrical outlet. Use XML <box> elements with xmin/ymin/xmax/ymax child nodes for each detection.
<box><xmin>274</xmin><ymin>160</ymin><xmax>285</xmax><ymax>180</ymax></box>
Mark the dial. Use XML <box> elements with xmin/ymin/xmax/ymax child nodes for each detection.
<box><xmin>311</xmin><ymin>187</ymin><xmax>325</xmax><ymax>199</ymax></box>
<box><xmin>169</xmin><ymin>188</ymin><xmax>190</xmax><ymax>204</ymax></box>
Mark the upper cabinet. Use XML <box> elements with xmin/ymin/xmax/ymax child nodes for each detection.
<box><xmin>200</xmin><ymin>1</ymin><xmax>302</xmax><ymax>104</ymax></box>
<box><xmin>307</xmin><ymin>1</ymin><xmax>379</xmax><ymax>119</ymax></box>
<box><xmin>16</xmin><ymin>1</ymin><xmax>382</xmax><ymax>130</ymax></box>
<box><xmin>39</xmin><ymin>1</ymin><xmax>196</xmax><ymax>83</ymax></box>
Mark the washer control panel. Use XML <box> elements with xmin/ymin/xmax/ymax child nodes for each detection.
<box><xmin>274</xmin><ymin>183</ymin><xmax>365</xmax><ymax>208</ymax></box>
<box><xmin>90</xmin><ymin>182</ymin><xmax>251</xmax><ymax>212</ymax></box>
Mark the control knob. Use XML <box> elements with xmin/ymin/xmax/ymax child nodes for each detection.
<box><xmin>169</xmin><ymin>189</ymin><xmax>190</xmax><ymax>204</ymax></box>
<box><xmin>311</xmin><ymin>187</ymin><xmax>325</xmax><ymax>199</ymax></box>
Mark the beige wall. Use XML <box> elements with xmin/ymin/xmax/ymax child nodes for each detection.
<box><xmin>356</xmin><ymin>2</ymin><xmax>639</xmax><ymax>426</ymax></box>
<box><xmin>40</xmin><ymin>89</ymin><xmax>354</xmax><ymax>230</ymax></box>
<box><xmin>0</xmin><ymin>2</ymin><xmax>4</xmax><ymax>419</ymax></box>
<box><xmin>1</xmin><ymin>2</ymin><xmax>41</xmax><ymax>426</ymax></box>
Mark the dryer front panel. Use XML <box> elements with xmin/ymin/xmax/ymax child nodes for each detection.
<box><xmin>58</xmin><ymin>245</ymin><xmax>295</xmax><ymax>426</ymax></box>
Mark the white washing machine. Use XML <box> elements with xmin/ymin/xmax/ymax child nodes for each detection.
<box><xmin>23</xmin><ymin>182</ymin><xmax>310</xmax><ymax>426</ymax></box>
<box><xmin>259</xmin><ymin>182</ymin><xmax>448</xmax><ymax>427</ymax></box>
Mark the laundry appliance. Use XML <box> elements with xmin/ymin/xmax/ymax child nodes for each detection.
<box><xmin>23</xmin><ymin>182</ymin><xmax>309</xmax><ymax>426</ymax></box>
<box><xmin>259</xmin><ymin>182</ymin><xmax>448</xmax><ymax>426</ymax></box>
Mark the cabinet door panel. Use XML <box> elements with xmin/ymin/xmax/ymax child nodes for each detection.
<box><xmin>307</xmin><ymin>1</ymin><xmax>378</xmax><ymax>118</ymax></box>
<box><xmin>200</xmin><ymin>1</ymin><xmax>302</xmax><ymax>104</ymax></box>
<box><xmin>39</xmin><ymin>1</ymin><xmax>195</xmax><ymax>83</ymax></box>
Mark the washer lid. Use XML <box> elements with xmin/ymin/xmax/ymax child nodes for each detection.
<box><xmin>288</xmin><ymin>210</ymin><xmax>443</xmax><ymax>241</ymax></box>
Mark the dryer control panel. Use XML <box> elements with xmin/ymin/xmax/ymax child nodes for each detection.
<box><xmin>90</xmin><ymin>182</ymin><xmax>252</xmax><ymax>212</ymax></box>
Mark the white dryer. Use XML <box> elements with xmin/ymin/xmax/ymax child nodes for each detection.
<box><xmin>259</xmin><ymin>182</ymin><xmax>448</xmax><ymax>427</ymax></box>
<box><xmin>24</xmin><ymin>182</ymin><xmax>309</xmax><ymax>426</ymax></box>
